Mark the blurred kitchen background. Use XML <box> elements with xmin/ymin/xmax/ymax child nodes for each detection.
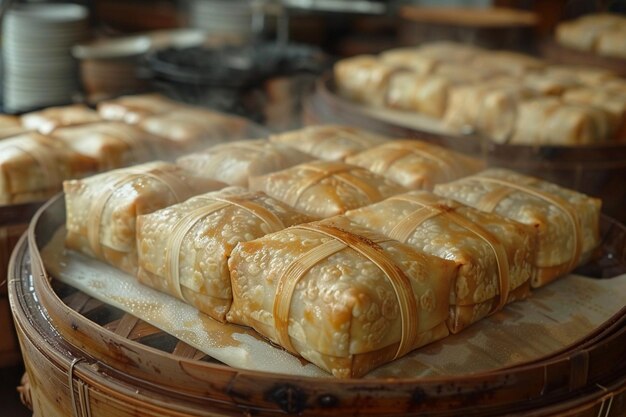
<box><xmin>0</xmin><ymin>0</ymin><xmax>623</xmax><ymax>129</ymax></box>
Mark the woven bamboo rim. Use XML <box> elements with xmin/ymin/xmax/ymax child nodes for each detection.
<box><xmin>9</xmin><ymin>193</ymin><xmax>626</xmax><ymax>416</ymax></box>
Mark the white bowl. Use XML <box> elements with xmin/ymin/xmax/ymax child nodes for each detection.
<box><xmin>148</xmin><ymin>29</ymin><xmax>209</xmax><ymax>50</ymax></box>
<box><xmin>6</xmin><ymin>4</ymin><xmax>88</xmax><ymax>24</ymax></box>
<box><xmin>73</xmin><ymin>36</ymin><xmax>151</xmax><ymax>60</ymax></box>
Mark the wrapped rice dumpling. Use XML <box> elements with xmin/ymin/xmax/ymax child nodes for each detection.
<box><xmin>435</xmin><ymin>169</ymin><xmax>601</xmax><ymax>287</ymax></box>
<box><xmin>227</xmin><ymin>221</ymin><xmax>456</xmax><ymax>377</ymax></box>
<box><xmin>64</xmin><ymin>161</ymin><xmax>225</xmax><ymax>274</ymax></box>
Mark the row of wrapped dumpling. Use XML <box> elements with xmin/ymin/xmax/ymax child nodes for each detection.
<box><xmin>0</xmin><ymin>94</ymin><xmax>257</xmax><ymax>205</ymax></box>
<box><xmin>556</xmin><ymin>13</ymin><xmax>626</xmax><ymax>59</ymax></box>
<box><xmin>334</xmin><ymin>42</ymin><xmax>626</xmax><ymax>145</ymax></box>
<box><xmin>64</xmin><ymin>124</ymin><xmax>601</xmax><ymax>378</ymax></box>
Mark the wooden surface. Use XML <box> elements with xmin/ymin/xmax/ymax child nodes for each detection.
<box><xmin>397</xmin><ymin>6</ymin><xmax>539</xmax><ymax>51</ymax></box>
<box><xmin>93</xmin><ymin>0</ymin><xmax>181</xmax><ymax>32</ymax></box>
<box><xmin>399</xmin><ymin>6</ymin><xmax>538</xmax><ymax>28</ymax></box>
<box><xmin>0</xmin><ymin>366</ymin><xmax>31</xmax><ymax>417</ymax></box>
<box><xmin>0</xmin><ymin>204</ymin><xmax>40</xmax><ymax>368</ymax></box>
<box><xmin>1</xmin><ymin>223</ymin><xmax>28</xmax><ymax>368</ymax></box>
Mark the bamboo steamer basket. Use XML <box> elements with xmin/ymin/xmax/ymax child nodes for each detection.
<box><xmin>0</xmin><ymin>202</ymin><xmax>42</xmax><ymax>368</ymax></box>
<box><xmin>303</xmin><ymin>76</ymin><xmax>626</xmax><ymax>224</ymax></box>
<box><xmin>5</xmin><ymin>194</ymin><xmax>626</xmax><ymax>416</ymax></box>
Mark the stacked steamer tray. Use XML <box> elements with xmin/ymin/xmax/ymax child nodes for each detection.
<box><xmin>305</xmin><ymin>43</ymin><xmax>626</xmax><ymax>224</ymax></box>
<box><xmin>0</xmin><ymin>94</ymin><xmax>267</xmax><ymax>371</ymax></box>
<box><xmin>7</xmin><ymin>123</ymin><xmax>626</xmax><ymax>416</ymax></box>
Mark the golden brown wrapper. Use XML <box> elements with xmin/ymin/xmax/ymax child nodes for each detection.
<box><xmin>556</xmin><ymin>13</ymin><xmax>625</xmax><ymax>53</ymax></box>
<box><xmin>51</xmin><ymin>121</ymin><xmax>168</xmax><ymax>170</ymax></box>
<box><xmin>269</xmin><ymin>125</ymin><xmax>388</xmax><ymax>161</ymax></box>
<box><xmin>334</xmin><ymin>55</ymin><xmax>399</xmax><ymax>107</ymax></box>
<box><xmin>97</xmin><ymin>93</ymin><xmax>186</xmax><ymax>124</ymax></box>
<box><xmin>0</xmin><ymin>132</ymin><xmax>97</xmax><ymax>205</ymax></box>
<box><xmin>435</xmin><ymin>168</ymin><xmax>601</xmax><ymax>287</ymax></box>
<box><xmin>138</xmin><ymin>108</ymin><xmax>250</xmax><ymax>153</ymax></box>
<box><xmin>346</xmin><ymin>139</ymin><xmax>483</xmax><ymax>190</ymax></box>
<box><xmin>0</xmin><ymin>114</ymin><xmax>28</xmax><ymax>139</ymax></box>
<box><xmin>597</xmin><ymin>27</ymin><xmax>626</xmax><ymax>59</ymax></box>
<box><xmin>64</xmin><ymin>161</ymin><xmax>225</xmax><ymax>274</ymax></box>
<box><xmin>329</xmin><ymin>191</ymin><xmax>536</xmax><ymax>333</ymax></box>
<box><xmin>21</xmin><ymin>104</ymin><xmax>102</xmax><ymax>135</ymax></box>
<box><xmin>177</xmin><ymin>139</ymin><xmax>313</xmax><ymax>187</ymax></box>
<box><xmin>249</xmin><ymin>160</ymin><xmax>407</xmax><ymax>218</ymax></box>
<box><xmin>444</xmin><ymin>80</ymin><xmax>536</xmax><ymax>142</ymax></box>
<box><xmin>385</xmin><ymin>72</ymin><xmax>449</xmax><ymax>118</ymax></box>
<box><xmin>136</xmin><ymin>187</ymin><xmax>314</xmax><ymax>321</ymax></box>
<box><xmin>509</xmin><ymin>98</ymin><xmax>615</xmax><ymax>145</ymax></box>
<box><xmin>227</xmin><ymin>221</ymin><xmax>456</xmax><ymax>377</ymax></box>
<box><xmin>380</xmin><ymin>47</ymin><xmax>437</xmax><ymax>75</ymax></box>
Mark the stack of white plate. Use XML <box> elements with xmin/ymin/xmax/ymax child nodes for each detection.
<box><xmin>2</xmin><ymin>3</ymin><xmax>89</xmax><ymax>113</ymax></box>
<box><xmin>187</xmin><ymin>0</ymin><xmax>252</xmax><ymax>38</ymax></box>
